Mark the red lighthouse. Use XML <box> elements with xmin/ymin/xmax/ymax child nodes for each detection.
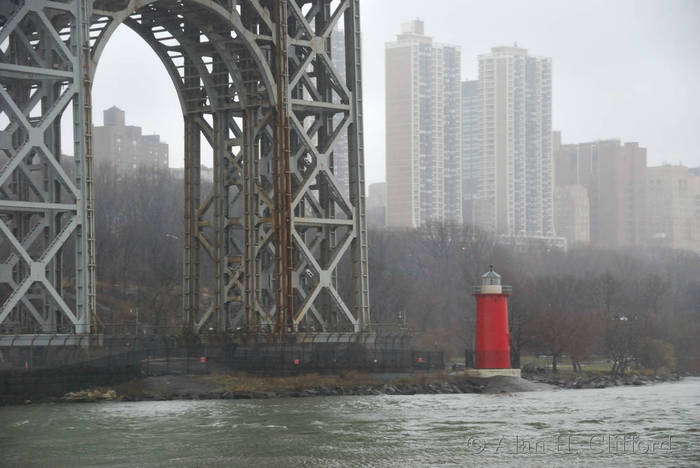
<box><xmin>472</xmin><ymin>265</ymin><xmax>512</xmax><ymax>369</ymax></box>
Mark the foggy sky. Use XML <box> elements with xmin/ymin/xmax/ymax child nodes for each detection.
<box><xmin>75</xmin><ymin>0</ymin><xmax>700</xmax><ymax>186</ymax></box>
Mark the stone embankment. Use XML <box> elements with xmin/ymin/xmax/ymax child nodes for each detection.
<box><xmin>0</xmin><ymin>364</ymin><xmax>138</xmax><ymax>405</ymax></box>
<box><xmin>62</xmin><ymin>388</ymin><xmax>117</xmax><ymax>402</ymax></box>
<box><xmin>7</xmin><ymin>371</ymin><xmax>684</xmax><ymax>405</ymax></box>
<box><xmin>120</xmin><ymin>382</ymin><xmax>480</xmax><ymax>401</ymax></box>
<box><xmin>56</xmin><ymin>374</ymin><xmax>552</xmax><ymax>403</ymax></box>
<box><xmin>523</xmin><ymin>370</ymin><xmax>683</xmax><ymax>389</ymax></box>
<box><xmin>113</xmin><ymin>379</ymin><xmax>493</xmax><ymax>402</ymax></box>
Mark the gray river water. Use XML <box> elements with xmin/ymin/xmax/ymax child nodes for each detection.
<box><xmin>1</xmin><ymin>378</ymin><xmax>699</xmax><ymax>467</ymax></box>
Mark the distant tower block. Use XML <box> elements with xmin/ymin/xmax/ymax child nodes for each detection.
<box><xmin>472</xmin><ymin>265</ymin><xmax>512</xmax><ymax>369</ymax></box>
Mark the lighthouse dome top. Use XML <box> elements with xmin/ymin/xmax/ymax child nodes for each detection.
<box><xmin>481</xmin><ymin>265</ymin><xmax>502</xmax><ymax>285</ymax></box>
<box><xmin>473</xmin><ymin>265</ymin><xmax>512</xmax><ymax>295</ymax></box>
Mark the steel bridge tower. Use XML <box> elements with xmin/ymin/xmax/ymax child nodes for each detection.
<box><xmin>0</xmin><ymin>0</ymin><xmax>370</xmax><ymax>345</ymax></box>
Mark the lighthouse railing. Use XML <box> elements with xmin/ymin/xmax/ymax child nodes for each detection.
<box><xmin>472</xmin><ymin>285</ymin><xmax>512</xmax><ymax>294</ymax></box>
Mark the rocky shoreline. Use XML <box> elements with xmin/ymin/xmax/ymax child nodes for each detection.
<box><xmin>58</xmin><ymin>374</ymin><xmax>551</xmax><ymax>403</ymax></box>
<box><xmin>12</xmin><ymin>371</ymin><xmax>685</xmax><ymax>405</ymax></box>
<box><xmin>522</xmin><ymin>370</ymin><xmax>683</xmax><ymax>389</ymax></box>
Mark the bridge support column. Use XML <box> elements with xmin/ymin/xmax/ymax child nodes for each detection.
<box><xmin>212</xmin><ymin>109</ymin><xmax>230</xmax><ymax>332</ymax></box>
<box><xmin>346</xmin><ymin>0</ymin><xmax>371</xmax><ymax>331</ymax></box>
<box><xmin>183</xmin><ymin>114</ymin><xmax>201</xmax><ymax>330</ymax></box>
<box><xmin>0</xmin><ymin>0</ymin><xmax>95</xmax><ymax>336</ymax></box>
<box><xmin>1</xmin><ymin>0</ymin><xmax>372</xmax><ymax>342</ymax></box>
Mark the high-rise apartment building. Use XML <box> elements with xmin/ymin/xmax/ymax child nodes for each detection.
<box><xmin>461</xmin><ymin>80</ymin><xmax>480</xmax><ymax>224</ymax></box>
<box><xmin>385</xmin><ymin>19</ymin><xmax>461</xmax><ymax>227</ymax></box>
<box><xmin>555</xmin><ymin>134</ymin><xmax>647</xmax><ymax>247</ymax></box>
<box><xmin>554</xmin><ymin>185</ymin><xmax>590</xmax><ymax>245</ymax></box>
<box><xmin>93</xmin><ymin>106</ymin><xmax>169</xmax><ymax>171</ymax></box>
<box><xmin>647</xmin><ymin>165</ymin><xmax>700</xmax><ymax>253</ymax></box>
<box><xmin>474</xmin><ymin>46</ymin><xmax>554</xmax><ymax>238</ymax></box>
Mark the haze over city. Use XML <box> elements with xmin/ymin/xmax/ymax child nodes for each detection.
<box><xmin>73</xmin><ymin>0</ymin><xmax>700</xmax><ymax>183</ymax></box>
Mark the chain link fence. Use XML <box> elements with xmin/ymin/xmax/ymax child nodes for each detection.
<box><xmin>0</xmin><ymin>334</ymin><xmax>444</xmax><ymax>375</ymax></box>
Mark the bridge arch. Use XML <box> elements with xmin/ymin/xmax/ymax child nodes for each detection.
<box><xmin>81</xmin><ymin>0</ymin><xmax>283</xmax><ymax>335</ymax></box>
<box><xmin>0</xmin><ymin>0</ymin><xmax>371</xmax><ymax>344</ymax></box>
<box><xmin>88</xmin><ymin>0</ymin><xmax>277</xmax><ymax>113</ymax></box>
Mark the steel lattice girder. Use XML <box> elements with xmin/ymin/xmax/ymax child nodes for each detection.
<box><xmin>0</xmin><ymin>0</ymin><xmax>94</xmax><ymax>336</ymax></box>
<box><xmin>0</xmin><ymin>0</ymin><xmax>370</xmax><ymax>340</ymax></box>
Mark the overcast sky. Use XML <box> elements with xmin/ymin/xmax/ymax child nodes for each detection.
<box><xmin>79</xmin><ymin>0</ymin><xmax>700</xmax><ymax>187</ymax></box>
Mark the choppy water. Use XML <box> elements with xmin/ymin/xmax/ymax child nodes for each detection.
<box><xmin>1</xmin><ymin>378</ymin><xmax>699</xmax><ymax>467</ymax></box>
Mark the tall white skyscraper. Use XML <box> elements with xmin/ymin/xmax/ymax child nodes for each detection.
<box><xmin>385</xmin><ymin>19</ymin><xmax>462</xmax><ymax>227</ymax></box>
<box><xmin>475</xmin><ymin>46</ymin><xmax>554</xmax><ymax>238</ymax></box>
<box><xmin>461</xmin><ymin>80</ymin><xmax>480</xmax><ymax>224</ymax></box>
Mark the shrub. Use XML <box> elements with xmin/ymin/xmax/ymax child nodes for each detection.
<box><xmin>638</xmin><ymin>338</ymin><xmax>677</xmax><ymax>374</ymax></box>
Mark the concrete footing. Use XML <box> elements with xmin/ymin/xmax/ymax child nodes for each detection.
<box><xmin>462</xmin><ymin>368</ymin><xmax>521</xmax><ymax>378</ymax></box>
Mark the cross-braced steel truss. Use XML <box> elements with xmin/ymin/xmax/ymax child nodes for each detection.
<box><xmin>0</xmin><ymin>0</ymin><xmax>370</xmax><ymax>340</ymax></box>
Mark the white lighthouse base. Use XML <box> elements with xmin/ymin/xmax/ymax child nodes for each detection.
<box><xmin>462</xmin><ymin>368</ymin><xmax>521</xmax><ymax>378</ymax></box>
